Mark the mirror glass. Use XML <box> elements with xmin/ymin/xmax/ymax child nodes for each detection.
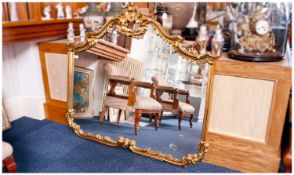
<box><xmin>73</xmin><ymin>25</ymin><xmax>209</xmax><ymax>159</ymax></box>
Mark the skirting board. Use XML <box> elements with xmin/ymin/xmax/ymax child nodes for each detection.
<box><xmin>44</xmin><ymin>102</ymin><xmax>68</xmax><ymax>125</ymax></box>
<box><xmin>3</xmin><ymin>96</ymin><xmax>45</xmax><ymax>121</ymax></box>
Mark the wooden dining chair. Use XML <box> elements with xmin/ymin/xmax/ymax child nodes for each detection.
<box><xmin>128</xmin><ymin>79</ymin><xmax>162</xmax><ymax>135</ymax></box>
<box><xmin>99</xmin><ymin>75</ymin><xmax>131</xmax><ymax>124</ymax></box>
<box><xmin>152</xmin><ymin>76</ymin><xmax>195</xmax><ymax>130</ymax></box>
<box><xmin>100</xmin><ymin>59</ymin><xmax>144</xmax><ymax>123</ymax></box>
<box><xmin>100</xmin><ymin>66</ymin><xmax>162</xmax><ymax>135</ymax></box>
<box><xmin>100</xmin><ymin>63</ymin><xmax>131</xmax><ymax>124</ymax></box>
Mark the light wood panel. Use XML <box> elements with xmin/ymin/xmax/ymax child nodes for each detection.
<box><xmin>39</xmin><ymin>40</ymin><xmax>69</xmax><ymax>125</ymax></box>
<box><xmin>45</xmin><ymin>53</ymin><xmax>68</xmax><ymax>102</ymax></box>
<box><xmin>208</xmin><ymin>75</ymin><xmax>274</xmax><ymax>143</ymax></box>
<box><xmin>44</xmin><ymin>100</ymin><xmax>68</xmax><ymax>125</ymax></box>
<box><xmin>204</xmin><ymin>57</ymin><xmax>291</xmax><ymax>172</ymax></box>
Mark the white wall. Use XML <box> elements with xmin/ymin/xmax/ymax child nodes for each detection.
<box><xmin>127</xmin><ymin>26</ymin><xmax>153</xmax><ymax>62</ymax></box>
<box><xmin>75</xmin><ymin>52</ymin><xmax>109</xmax><ymax>116</ymax></box>
<box><xmin>1</xmin><ymin>35</ymin><xmax>148</xmax><ymax>122</ymax></box>
<box><xmin>2</xmin><ymin>38</ymin><xmax>58</xmax><ymax>121</ymax></box>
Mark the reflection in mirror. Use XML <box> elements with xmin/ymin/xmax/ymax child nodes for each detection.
<box><xmin>73</xmin><ymin>25</ymin><xmax>209</xmax><ymax>159</ymax></box>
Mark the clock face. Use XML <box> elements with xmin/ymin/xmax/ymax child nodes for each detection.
<box><xmin>255</xmin><ymin>20</ymin><xmax>270</xmax><ymax>35</ymax></box>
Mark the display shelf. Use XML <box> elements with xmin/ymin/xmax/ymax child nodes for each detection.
<box><xmin>3</xmin><ymin>18</ymin><xmax>83</xmax><ymax>44</ymax></box>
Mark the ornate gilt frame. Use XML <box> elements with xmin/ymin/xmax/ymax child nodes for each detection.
<box><xmin>65</xmin><ymin>3</ymin><xmax>219</xmax><ymax>166</ymax></box>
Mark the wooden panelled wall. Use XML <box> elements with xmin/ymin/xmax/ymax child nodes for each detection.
<box><xmin>204</xmin><ymin>57</ymin><xmax>291</xmax><ymax>172</ymax></box>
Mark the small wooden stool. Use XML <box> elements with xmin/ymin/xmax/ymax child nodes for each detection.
<box><xmin>2</xmin><ymin>142</ymin><xmax>16</xmax><ymax>172</ymax></box>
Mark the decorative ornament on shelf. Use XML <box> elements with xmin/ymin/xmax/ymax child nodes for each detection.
<box><xmin>212</xmin><ymin>25</ymin><xmax>224</xmax><ymax>57</ymax></box>
<box><xmin>182</xmin><ymin>2</ymin><xmax>199</xmax><ymax>40</ymax></box>
<box><xmin>196</xmin><ymin>25</ymin><xmax>209</xmax><ymax>54</ymax></box>
<box><xmin>67</xmin><ymin>22</ymin><xmax>75</xmax><ymax>42</ymax></box>
<box><xmin>42</xmin><ymin>5</ymin><xmax>51</xmax><ymax>20</ymax></box>
<box><xmin>74</xmin><ymin>5</ymin><xmax>88</xmax><ymax>18</ymax></box>
<box><xmin>238</xmin><ymin>9</ymin><xmax>276</xmax><ymax>54</ymax></box>
<box><xmin>56</xmin><ymin>3</ymin><xmax>65</xmax><ymax>19</ymax></box>
<box><xmin>161</xmin><ymin>12</ymin><xmax>173</xmax><ymax>34</ymax></box>
<box><xmin>186</xmin><ymin>3</ymin><xmax>198</xmax><ymax>28</ymax></box>
<box><xmin>79</xmin><ymin>23</ymin><xmax>86</xmax><ymax>42</ymax></box>
<box><xmin>80</xmin><ymin>5</ymin><xmax>88</xmax><ymax>15</ymax></box>
<box><xmin>105</xmin><ymin>2</ymin><xmax>122</xmax><ymax>22</ymax></box>
<box><xmin>65</xmin><ymin>5</ymin><xmax>72</xmax><ymax>19</ymax></box>
<box><xmin>104</xmin><ymin>2</ymin><xmax>122</xmax><ymax>43</ymax></box>
<box><xmin>82</xmin><ymin>2</ymin><xmax>105</xmax><ymax>32</ymax></box>
<box><xmin>154</xmin><ymin>3</ymin><xmax>168</xmax><ymax>25</ymax></box>
<box><xmin>228</xmin><ymin>2</ymin><xmax>288</xmax><ymax>62</ymax></box>
<box><xmin>110</xmin><ymin>27</ymin><xmax>119</xmax><ymax>44</ymax></box>
<box><xmin>9</xmin><ymin>2</ymin><xmax>19</xmax><ymax>22</ymax></box>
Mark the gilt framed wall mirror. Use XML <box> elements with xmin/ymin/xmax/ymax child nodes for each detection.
<box><xmin>65</xmin><ymin>3</ymin><xmax>220</xmax><ymax>166</ymax></box>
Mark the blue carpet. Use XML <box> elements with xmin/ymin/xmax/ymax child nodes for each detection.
<box><xmin>76</xmin><ymin>116</ymin><xmax>202</xmax><ymax>159</ymax></box>
<box><xmin>3</xmin><ymin>117</ymin><xmax>237</xmax><ymax>173</ymax></box>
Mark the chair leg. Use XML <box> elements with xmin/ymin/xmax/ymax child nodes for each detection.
<box><xmin>159</xmin><ymin>111</ymin><xmax>163</xmax><ymax>124</ymax></box>
<box><xmin>99</xmin><ymin>106</ymin><xmax>108</xmax><ymax>124</ymax></box>
<box><xmin>134</xmin><ymin>109</ymin><xmax>142</xmax><ymax>135</ymax></box>
<box><xmin>124</xmin><ymin>111</ymin><xmax>127</xmax><ymax>120</ymax></box>
<box><xmin>178</xmin><ymin>111</ymin><xmax>183</xmax><ymax>131</ymax></box>
<box><xmin>3</xmin><ymin>155</ymin><xmax>16</xmax><ymax>173</ymax></box>
<box><xmin>189</xmin><ymin>114</ymin><xmax>193</xmax><ymax>128</ymax></box>
<box><xmin>154</xmin><ymin>113</ymin><xmax>159</xmax><ymax>131</ymax></box>
<box><xmin>117</xmin><ymin>109</ymin><xmax>122</xmax><ymax>123</ymax></box>
<box><xmin>148</xmin><ymin>114</ymin><xmax>153</xmax><ymax>123</ymax></box>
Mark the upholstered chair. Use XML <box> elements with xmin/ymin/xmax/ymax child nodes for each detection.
<box><xmin>151</xmin><ymin>76</ymin><xmax>195</xmax><ymax>130</ymax></box>
<box><xmin>100</xmin><ymin>58</ymin><xmax>145</xmax><ymax>123</ymax></box>
<box><xmin>2</xmin><ymin>109</ymin><xmax>16</xmax><ymax>172</ymax></box>
<box><xmin>2</xmin><ymin>142</ymin><xmax>16</xmax><ymax>172</ymax></box>
<box><xmin>100</xmin><ymin>63</ymin><xmax>131</xmax><ymax>124</ymax></box>
<box><xmin>100</xmin><ymin>75</ymin><xmax>162</xmax><ymax>135</ymax></box>
<box><xmin>128</xmin><ymin>79</ymin><xmax>162</xmax><ymax>135</ymax></box>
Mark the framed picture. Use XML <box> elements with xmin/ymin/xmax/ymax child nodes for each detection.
<box><xmin>73</xmin><ymin>67</ymin><xmax>94</xmax><ymax>119</ymax></box>
<box><xmin>2</xmin><ymin>105</ymin><xmax>11</xmax><ymax>131</ymax></box>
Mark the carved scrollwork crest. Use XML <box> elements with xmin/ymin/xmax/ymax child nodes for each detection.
<box><xmin>68</xmin><ymin>3</ymin><xmax>220</xmax><ymax>64</ymax></box>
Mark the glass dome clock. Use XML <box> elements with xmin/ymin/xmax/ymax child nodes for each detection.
<box><xmin>228</xmin><ymin>2</ymin><xmax>289</xmax><ymax>62</ymax></box>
